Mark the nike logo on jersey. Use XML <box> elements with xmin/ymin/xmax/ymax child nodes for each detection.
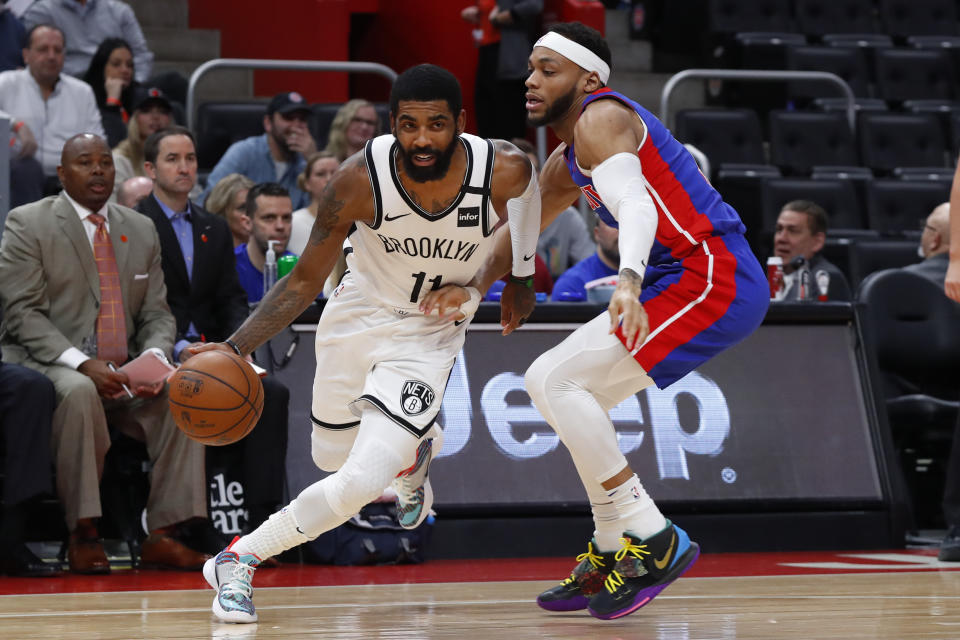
<box><xmin>523</xmin><ymin>254</ymin><xmax>534</xmax><ymax>261</ymax></box>
<box><xmin>376</xmin><ymin>233</ymin><xmax>480</xmax><ymax>262</ymax></box>
<box><xmin>454</xmin><ymin>318</ymin><xmax>466</xmax><ymax>326</ymax></box>
<box><xmin>384</xmin><ymin>212</ymin><xmax>411</xmax><ymax>222</ymax></box>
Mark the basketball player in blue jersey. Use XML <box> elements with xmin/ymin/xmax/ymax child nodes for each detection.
<box><xmin>191</xmin><ymin>64</ymin><xmax>541</xmax><ymax>623</ymax></box>
<box><xmin>426</xmin><ymin>22</ymin><xmax>770</xmax><ymax>620</ymax></box>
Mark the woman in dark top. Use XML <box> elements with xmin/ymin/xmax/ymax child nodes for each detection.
<box><xmin>83</xmin><ymin>38</ymin><xmax>137</xmax><ymax>148</ymax></box>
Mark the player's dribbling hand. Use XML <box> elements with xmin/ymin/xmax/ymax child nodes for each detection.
<box><xmin>608</xmin><ymin>281</ymin><xmax>649</xmax><ymax>351</ymax></box>
<box><xmin>420</xmin><ymin>284</ymin><xmax>473</xmax><ymax>322</ymax></box>
<box><xmin>501</xmin><ymin>280</ymin><xmax>535</xmax><ymax>336</ymax></box>
<box><xmin>946</xmin><ymin>258</ymin><xmax>960</xmax><ymax>303</ymax></box>
<box><xmin>188</xmin><ymin>342</ymin><xmax>236</xmax><ymax>356</ymax></box>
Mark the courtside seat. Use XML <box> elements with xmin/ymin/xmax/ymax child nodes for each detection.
<box><xmin>857</xmin><ymin>268</ymin><xmax>960</xmax><ymax>527</ymax></box>
<box><xmin>709</xmin><ymin>0</ymin><xmax>793</xmax><ymax>34</ymax></box>
<box><xmin>786</xmin><ymin>45</ymin><xmax>872</xmax><ymax>102</ymax></box>
<box><xmin>195</xmin><ymin>101</ymin><xmax>267</xmax><ymax>170</ymax></box>
<box><xmin>674</xmin><ymin>108</ymin><xmax>770</xmax><ymax>178</ymax></box>
<box><xmin>873</xmin><ymin>48</ymin><xmax>955</xmax><ymax>104</ymax></box>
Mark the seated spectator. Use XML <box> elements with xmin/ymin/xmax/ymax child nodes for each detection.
<box><xmin>772</xmin><ymin>199</ymin><xmax>852</xmax><ymax>301</ymax></box>
<box><xmin>202</xmin><ymin>92</ymin><xmax>315</xmax><ymax>209</ymax></box>
<box><xmin>510</xmin><ymin>139</ymin><xmax>595</xmax><ymax>279</ymax></box>
<box><xmin>204</xmin><ymin>172</ymin><xmax>253</xmax><ymax>248</ymax></box>
<box><xmin>111</xmin><ymin>85</ymin><xmax>173</xmax><ymax>196</ymax></box>
<box><xmin>82</xmin><ymin>37</ymin><xmax>135</xmax><ymax>147</ymax></box>
<box><xmin>136</xmin><ymin>127</ymin><xmax>290</xmax><ymax>536</ymax></box>
<box><xmin>0</xmin><ymin>351</ymin><xmax>61</xmax><ymax>577</ymax></box>
<box><xmin>551</xmin><ymin>218</ymin><xmax>620</xmax><ymax>302</ymax></box>
<box><xmin>0</xmin><ymin>24</ymin><xmax>104</xmax><ymax>187</ymax></box>
<box><xmin>903</xmin><ymin>202</ymin><xmax>950</xmax><ymax>287</ymax></box>
<box><xmin>2</xmin><ymin>106</ymin><xmax>44</xmax><ymax>208</ymax></box>
<box><xmin>116</xmin><ymin>175</ymin><xmax>151</xmax><ymax>208</ymax></box>
<box><xmin>0</xmin><ymin>1</ymin><xmax>25</xmax><ymax>72</ymax></box>
<box><xmin>289</xmin><ymin>151</ymin><xmax>339</xmax><ymax>256</ymax></box>
<box><xmin>0</xmin><ymin>133</ymin><xmax>212</xmax><ymax>573</ymax></box>
<box><xmin>234</xmin><ymin>182</ymin><xmax>295</xmax><ymax>303</ymax></box>
<box><xmin>323</xmin><ymin>98</ymin><xmax>381</xmax><ymax>162</ymax></box>
<box><xmin>22</xmin><ymin>0</ymin><xmax>153</xmax><ymax>83</ymax></box>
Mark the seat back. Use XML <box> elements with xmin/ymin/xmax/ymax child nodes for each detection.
<box><xmin>874</xmin><ymin>48</ymin><xmax>955</xmax><ymax>102</ymax></box>
<box><xmin>857</xmin><ymin>112</ymin><xmax>947</xmax><ymax>172</ymax></box>
<box><xmin>795</xmin><ymin>0</ymin><xmax>878</xmax><ymax>35</ymax></box>
<box><xmin>709</xmin><ymin>0</ymin><xmax>793</xmax><ymax>33</ymax></box>
<box><xmin>768</xmin><ymin>110</ymin><xmax>857</xmax><ymax>174</ymax></box>
<box><xmin>848</xmin><ymin>239</ymin><xmax>922</xmax><ymax>286</ymax></box>
<box><xmin>760</xmin><ymin>177</ymin><xmax>864</xmax><ymax>230</ymax></box>
<box><xmin>787</xmin><ymin>45</ymin><xmax>871</xmax><ymax>98</ymax></box>
<box><xmin>857</xmin><ymin>268</ymin><xmax>960</xmax><ymax>396</ymax></box>
<box><xmin>673</xmin><ymin>108</ymin><xmax>766</xmax><ymax>171</ymax></box>
<box><xmin>195</xmin><ymin>101</ymin><xmax>266</xmax><ymax>170</ymax></box>
<box><xmin>865</xmin><ymin>179</ymin><xmax>950</xmax><ymax>232</ymax></box>
<box><xmin>878</xmin><ymin>0</ymin><xmax>959</xmax><ymax>37</ymax></box>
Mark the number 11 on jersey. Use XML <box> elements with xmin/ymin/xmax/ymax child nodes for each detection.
<box><xmin>410</xmin><ymin>271</ymin><xmax>443</xmax><ymax>303</ymax></box>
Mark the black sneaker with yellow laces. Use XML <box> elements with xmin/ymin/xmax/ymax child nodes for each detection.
<box><xmin>587</xmin><ymin>521</ymin><xmax>700</xmax><ymax>620</ymax></box>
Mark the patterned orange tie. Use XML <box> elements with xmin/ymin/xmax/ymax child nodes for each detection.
<box><xmin>87</xmin><ymin>213</ymin><xmax>128</xmax><ymax>364</ymax></box>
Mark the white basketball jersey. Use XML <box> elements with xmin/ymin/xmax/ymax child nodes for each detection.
<box><xmin>346</xmin><ymin>133</ymin><xmax>498</xmax><ymax>310</ymax></box>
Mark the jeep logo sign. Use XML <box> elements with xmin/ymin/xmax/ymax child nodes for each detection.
<box><xmin>401</xmin><ymin>380</ymin><xmax>435</xmax><ymax>416</ymax></box>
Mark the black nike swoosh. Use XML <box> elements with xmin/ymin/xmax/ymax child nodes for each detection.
<box><xmin>384</xmin><ymin>213</ymin><xmax>411</xmax><ymax>222</ymax></box>
<box><xmin>454</xmin><ymin>319</ymin><xmax>466</xmax><ymax>326</ymax></box>
<box><xmin>523</xmin><ymin>254</ymin><xmax>534</xmax><ymax>261</ymax></box>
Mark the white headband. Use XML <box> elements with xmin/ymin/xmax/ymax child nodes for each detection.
<box><xmin>534</xmin><ymin>32</ymin><xmax>610</xmax><ymax>84</ymax></box>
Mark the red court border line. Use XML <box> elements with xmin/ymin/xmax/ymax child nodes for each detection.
<box><xmin>0</xmin><ymin>549</ymin><xmax>955</xmax><ymax>596</ymax></box>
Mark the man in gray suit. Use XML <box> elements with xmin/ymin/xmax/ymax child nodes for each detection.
<box><xmin>904</xmin><ymin>202</ymin><xmax>950</xmax><ymax>288</ymax></box>
<box><xmin>0</xmin><ymin>134</ymin><xmax>210</xmax><ymax>573</ymax></box>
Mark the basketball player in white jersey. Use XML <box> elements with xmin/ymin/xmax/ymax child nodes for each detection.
<box><xmin>192</xmin><ymin>64</ymin><xmax>540</xmax><ymax>623</ymax></box>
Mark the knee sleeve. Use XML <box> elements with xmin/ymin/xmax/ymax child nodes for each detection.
<box><xmin>310</xmin><ymin>425</ymin><xmax>356</xmax><ymax>472</ymax></box>
<box><xmin>324</xmin><ymin>437</ymin><xmax>405</xmax><ymax>518</ymax></box>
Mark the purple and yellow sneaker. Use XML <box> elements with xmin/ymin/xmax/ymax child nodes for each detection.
<box><xmin>587</xmin><ymin>521</ymin><xmax>699</xmax><ymax>620</ymax></box>
<box><xmin>536</xmin><ymin>539</ymin><xmax>618</xmax><ymax>611</ymax></box>
<box><xmin>203</xmin><ymin>537</ymin><xmax>262</xmax><ymax>624</ymax></box>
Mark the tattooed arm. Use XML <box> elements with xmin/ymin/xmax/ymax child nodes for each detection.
<box><xmin>192</xmin><ymin>152</ymin><xmax>374</xmax><ymax>357</ymax></box>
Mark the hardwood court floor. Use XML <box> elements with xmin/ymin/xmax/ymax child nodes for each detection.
<box><xmin>1</xmin><ymin>549</ymin><xmax>959</xmax><ymax>639</ymax></box>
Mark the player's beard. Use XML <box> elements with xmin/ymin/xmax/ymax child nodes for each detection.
<box><xmin>528</xmin><ymin>84</ymin><xmax>577</xmax><ymax>128</ymax></box>
<box><xmin>397</xmin><ymin>137</ymin><xmax>459</xmax><ymax>183</ymax></box>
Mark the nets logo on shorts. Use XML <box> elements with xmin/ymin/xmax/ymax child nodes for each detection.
<box><xmin>400</xmin><ymin>380</ymin><xmax>435</xmax><ymax>416</ymax></box>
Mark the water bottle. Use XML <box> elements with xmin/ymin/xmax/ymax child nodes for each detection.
<box><xmin>263</xmin><ymin>240</ymin><xmax>278</xmax><ymax>294</ymax></box>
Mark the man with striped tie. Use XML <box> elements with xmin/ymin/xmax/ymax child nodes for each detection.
<box><xmin>0</xmin><ymin>133</ymin><xmax>211</xmax><ymax>574</ymax></box>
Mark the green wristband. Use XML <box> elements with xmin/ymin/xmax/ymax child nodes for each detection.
<box><xmin>509</xmin><ymin>274</ymin><xmax>535</xmax><ymax>289</ymax></box>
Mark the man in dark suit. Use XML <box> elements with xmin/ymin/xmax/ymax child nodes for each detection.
<box><xmin>0</xmin><ymin>134</ymin><xmax>210</xmax><ymax>573</ymax></box>
<box><xmin>137</xmin><ymin>126</ymin><xmax>289</xmax><ymax>539</ymax></box>
<box><xmin>0</xmin><ymin>346</ymin><xmax>61</xmax><ymax>577</ymax></box>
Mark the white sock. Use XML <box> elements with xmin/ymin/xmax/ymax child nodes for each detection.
<box><xmin>606</xmin><ymin>473</ymin><xmax>667</xmax><ymax>541</ymax></box>
<box><xmin>590</xmin><ymin>490</ymin><xmax>622</xmax><ymax>552</ymax></box>
<box><xmin>232</xmin><ymin>504</ymin><xmax>310</xmax><ymax>561</ymax></box>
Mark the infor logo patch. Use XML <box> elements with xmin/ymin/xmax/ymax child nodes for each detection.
<box><xmin>400</xmin><ymin>380</ymin><xmax>435</xmax><ymax>416</ymax></box>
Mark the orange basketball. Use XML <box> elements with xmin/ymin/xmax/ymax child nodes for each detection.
<box><xmin>168</xmin><ymin>350</ymin><xmax>264</xmax><ymax>446</ymax></box>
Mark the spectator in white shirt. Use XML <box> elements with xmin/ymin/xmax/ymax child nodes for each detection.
<box><xmin>0</xmin><ymin>24</ymin><xmax>104</xmax><ymax>183</ymax></box>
